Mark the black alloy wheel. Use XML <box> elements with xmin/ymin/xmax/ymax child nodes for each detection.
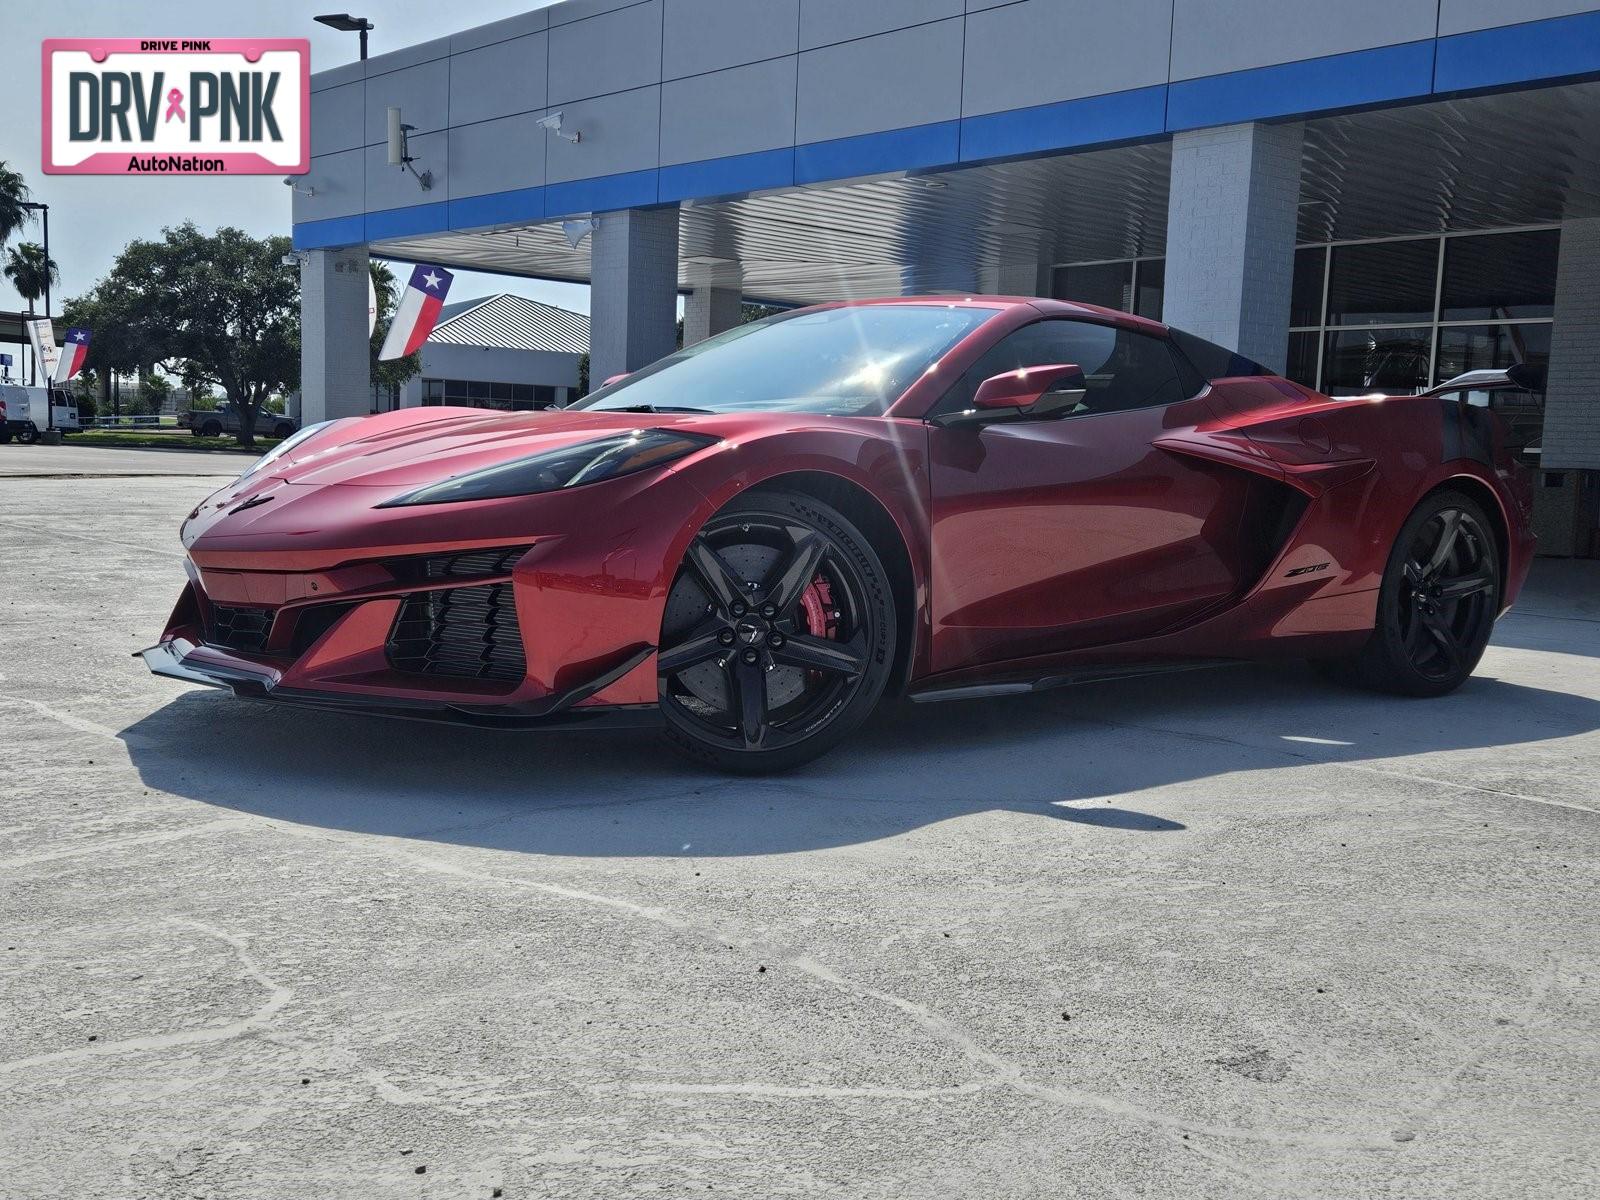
<box><xmin>657</xmin><ymin>489</ymin><xmax>896</xmax><ymax>772</ymax></box>
<box><xmin>1319</xmin><ymin>489</ymin><xmax>1500</xmax><ymax>697</ymax></box>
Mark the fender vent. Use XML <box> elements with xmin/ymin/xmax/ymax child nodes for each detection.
<box><xmin>208</xmin><ymin>605</ymin><xmax>273</xmax><ymax>654</ymax></box>
<box><xmin>386</xmin><ymin>583</ymin><xmax>527</xmax><ymax>683</ymax></box>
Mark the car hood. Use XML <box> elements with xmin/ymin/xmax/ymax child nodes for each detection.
<box><xmin>261</xmin><ymin>406</ymin><xmax>736</xmax><ymax>491</ymax></box>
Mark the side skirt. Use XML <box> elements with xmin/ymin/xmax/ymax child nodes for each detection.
<box><xmin>907</xmin><ymin>659</ymin><xmax>1243</xmax><ymax>704</ymax></box>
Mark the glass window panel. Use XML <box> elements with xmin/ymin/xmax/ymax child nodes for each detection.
<box><xmin>1440</xmin><ymin>230</ymin><xmax>1559</xmax><ymax>322</ymax></box>
<box><xmin>421</xmin><ymin>378</ymin><xmax>443</xmax><ymax>400</ymax></box>
<box><xmin>534</xmin><ymin>385</ymin><xmax>556</xmax><ymax>408</ymax></box>
<box><xmin>468</xmin><ymin>380</ymin><xmax>491</xmax><ymax>400</ymax></box>
<box><xmin>511</xmin><ymin>384</ymin><xmax>535</xmax><ymax>402</ymax></box>
<box><xmin>1321</xmin><ymin>328</ymin><xmax>1432</xmax><ymax>395</ymax></box>
<box><xmin>1051</xmin><ymin>261</ymin><xmax>1133</xmax><ymax>311</ymax></box>
<box><xmin>1326</xmin><ymin>239</ymin><xmax>1438</xmax><ymax>326</ymax></box>
<box><xmin>1433</xmin><ymin>322</ymin><xmax>1550</xmax><ymax>388</ymax></box>
<box><xmin>490</xmin><ymin>381</ymin><xmax>513</xmax><ymax>400</ymax></box>
<box><xmin>1134</xmin><ymin>259</ymin><xmax>1164</xmax><ymax>320</ymax></box>
<box><xmin>1286</xmin><ymin>332</ymin><xmax>1319</xmax><ymax>388</ymax></box>
<box><xmin>1291</xmin><ymin>247</ymin><xmax>1325</xmax><ymax>328</ymax></box>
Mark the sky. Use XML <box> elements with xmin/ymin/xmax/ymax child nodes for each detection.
<box><xmin>0</xmin><ymin>0</ymin><xmax>594</xmax><ymax>337</ymax></box>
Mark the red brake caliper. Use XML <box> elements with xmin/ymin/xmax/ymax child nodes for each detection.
<box><xmin>798</xmin><ymin>574</ymin><xmax>839</xmax><ymax>678</ymax></box>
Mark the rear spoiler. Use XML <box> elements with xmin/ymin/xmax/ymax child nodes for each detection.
<box><xmin>1420</xmin><ymin>363</ymin><xmax>1542</xmax><ymax>398</ymax></box>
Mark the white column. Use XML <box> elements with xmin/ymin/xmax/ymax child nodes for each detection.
<box><xmin>299</xmin><ymin>248</ymin><xmax>371</xmax><ymax>425</ymax></box>
<box><xmin>1163</xmin><ymin>121</ymin><xmax>1303</xmax><ymax>371</ymax></box>
<box><xmin>1543</xmin><ymin>218</ymin><xmax>1600</xmax><ymax>472</ymax></box>
<box><xmin>589</xmin><ymin>207</ymin><xmax>680</xmax><ymax>388</ymax></box>
<box><xmin>684</xmin><ymin>279</ymin><xmax>742</xmax><ymax>346</ymax></box>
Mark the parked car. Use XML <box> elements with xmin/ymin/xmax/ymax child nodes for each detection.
<box><xmin>0</xmin><ymin>385</ymin><xmax>80</xmax><ymax>443</ymax></box>
<box><xmin>143</xmin><ymin>297</ymin><xmax>1536</xmax><ymax>773</ymax></box>
<box><xmin>180</xmin><ymin>402</ymin><xmax>297</xmax><ymax>439</ymax></box>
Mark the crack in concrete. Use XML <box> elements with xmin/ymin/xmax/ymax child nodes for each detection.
<box><xmin>0</xmin><ymin>818</ymin><xmax>248</xmax><ymax>870</ymax></box>
<box><xmin>256</xmin><ymin>821</ymin><xmax>1392</xmax><ymax>1156</ymax></box>
<box><xmin>1399</xmin><ymin>959</ymin><xmax>1562</xmax><ymax>1130</ymax></box>
<box><xmin>625</xmin><ymin>1080</ymin><xmax>995</xmax><ymax>1100</ymax></box>
<box><xmin>0</xmin><ymin>919</ymin><xmax>291</xmax><ymax>1079</ymax></box>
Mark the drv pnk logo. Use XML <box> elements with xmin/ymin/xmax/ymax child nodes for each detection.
<box><xmin>43</xmin><ymin>39</ymin><xmax>308</xmax><ymax>176</ymax></box>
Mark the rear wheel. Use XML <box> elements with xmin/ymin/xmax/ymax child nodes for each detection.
<box><xmin>16</xmin><ymin>424</ymin><xmax>39</xmax><ymax>445</ymax></box>
<box><xmin>657</xmin><ymin>489</ymin><xmax>897</xmax><ymax>773</ymax></box>
<box><xmin>273</xmin><ymin>422</ymin><xmax>294</xmax><ymax>439</ymax></box>
<box><xmin>1318</xmin><ymin>490</ymin><xmax>1500</xmax><ymax>696</ymax></box>
<box><xmin>200</xmin><ymin>420</ymin><xmax>222</xmax><ymax>437</ymax></box>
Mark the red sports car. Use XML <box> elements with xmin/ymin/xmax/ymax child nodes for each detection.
<box><xmin>143</xmin><ymin>298</ymin><xmax>1536</xmax><ymax>771</ymax></box>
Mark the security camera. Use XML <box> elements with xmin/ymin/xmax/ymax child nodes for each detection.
<box><xmin>282</xmin><ymin>176</ymin><xmax>316</xmax><ymax>197</ymax></box>
<box><xmin>537</xmin><ymin>111</ymin><xmax>581</xmax><ymax>144</ymax></box>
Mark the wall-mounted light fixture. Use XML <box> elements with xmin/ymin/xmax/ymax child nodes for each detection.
<box><xmin>282</xmin><ymin>176</ymin><xmax>316</xmax><ymax>198</ymax></box>
<box><xmin>538</xmin><ymin>112</ymin><xmax>581</xmax><ymax>144</ymax></box>
<box><xmin>387</xmin><ymin>106</ymin><xmax>433</xmax><ymax>190</ymax></box>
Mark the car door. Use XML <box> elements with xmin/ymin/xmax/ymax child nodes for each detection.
<box><xmin>926</xmin><ymin>318</ymin><xmax>1256</xmax><ymax>673</ymax></box>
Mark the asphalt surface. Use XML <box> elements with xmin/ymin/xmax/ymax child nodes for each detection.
<box><xmin>2</xmin><ymin>441</ymin><xmax>1597</xmax><ymax>1199</ymax></box>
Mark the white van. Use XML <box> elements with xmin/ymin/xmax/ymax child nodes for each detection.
<box><xmin>0</xmin><ymin>385</ymin><xmax>81</xmax><ymax>443</ymax></box>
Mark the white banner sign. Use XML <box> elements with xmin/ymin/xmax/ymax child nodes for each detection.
<box><xmin>25</xmin><ymin>318</ymin><xmax>60</xmax><ymax>380</ymax></box>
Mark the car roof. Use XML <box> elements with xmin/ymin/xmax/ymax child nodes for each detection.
<box><xmin>798</xmin><ymin>295</ymin><xmax>1170</xmax><ymax>336</ymax></box>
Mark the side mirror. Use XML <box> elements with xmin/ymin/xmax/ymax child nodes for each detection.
<box><xmin>943</xmin><ymin>363</ymin><xmax>1087</xmax><ymax>426</ymax></box>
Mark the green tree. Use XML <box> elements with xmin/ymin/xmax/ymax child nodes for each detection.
<box><xmin>0</xmin><ymin>161</ymin><xmax>32</xmax><ymax>248</ymax></box>
<box><xmin>64</xmin><ymin>223</ymin><xmax>299</xmax><ymax>446</ymax></box>
<box><xmin>136</xmin><ymin>372</ymin><xmax>172</xmax><ymax>417</ymax></box>
<box><xmin>3</xmin><ymin>242</ymin><xmax>58</xmax><ymax>385</ymax></box>
<box><xmin>369</xmin><ymin>259</ymin><xmax>421</xmax><ymax>408</ymax></box>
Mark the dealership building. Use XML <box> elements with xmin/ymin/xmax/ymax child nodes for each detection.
<box><xmin>294</xmin><ymin>0</ymin><xmax>1600</xmax><ymax>554</ymax></box>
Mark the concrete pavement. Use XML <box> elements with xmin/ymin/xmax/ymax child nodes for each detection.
<box><xmin>1</xmin><ymin>442</ymin><xmax>1597</xmax><ymax>1198</ymax></box>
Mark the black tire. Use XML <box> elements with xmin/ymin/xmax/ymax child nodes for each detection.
<box><xmin>273</xmin><ymin>422</ymin><xmax>295</xmax><ymax>439</ymax></box>
<box><xmin>1317</xmin><ymin>489</ymin><xmax>1500</xmax><ymax>697</ymax></box>
<box><xmin>16</xmin><ymin>424</ymin><xmax>39</xmax><ymax>446</ymax></box>
<box><xmin>657</xmin><ymin>488</ymin><xmax>897</xmax><ymax>773</ymax></box>
<box><xmin>200</xmin><ymin>420</ymin><xmax>222</xmax><ymax>438</ymax></box>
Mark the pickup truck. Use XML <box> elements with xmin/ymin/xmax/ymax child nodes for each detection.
<box><xmin>0</xmin><ymin>385</ymin><xmax>80</xmax><ymax>443</ymax></box>
<box><xmin>179</xmin><ymin>402</ymin><xmax>297</xmax><ymax>439</ymax></box>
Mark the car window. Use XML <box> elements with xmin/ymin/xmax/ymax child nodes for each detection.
<box><xmin>578</xmin><ymin>304</ymin><xmax>1000</xmax><ymax>417</ymax></box>
<box><xmin>936</xmin><ymin>320</ymin><xmax>1188</xmax><ymax>418</ymax></box>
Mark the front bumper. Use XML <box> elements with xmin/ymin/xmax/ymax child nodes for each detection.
<box><xmin>139</xmin><ymin>636</ymin><xmax>662</xmax><ymax>731</ymax></box>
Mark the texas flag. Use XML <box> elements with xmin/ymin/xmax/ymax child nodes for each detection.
<box><xmin>53</xmin><ymin>328</ymin><xmax>91</xmax><ymax>384</ymax></box>
<box><xmin>378</xmin><ymin>264</ymin><xmax>454</xmax><ymax>361</ymax></box>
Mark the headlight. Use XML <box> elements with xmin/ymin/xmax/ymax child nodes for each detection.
<box><xmin>237</xmin><ymin>419</ymin><xmax>350</xmax><ymax>481</ymax></box>
<box><xmin>377</xmin><ymin>430</ymin><xmax>718</xmax><ymax>507</ymax></box>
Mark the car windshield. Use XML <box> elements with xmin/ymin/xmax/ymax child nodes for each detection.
<box><xmin>576</xmin><ymin>303</ymin><xmax>1000</xmax><ymax>417</ymax></box>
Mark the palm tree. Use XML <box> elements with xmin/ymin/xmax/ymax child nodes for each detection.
<box><xmin>4</xmin><ymin>242</ymin><xmax>59</xmax><ymax>385</ymax></box>
<box><xmin>0</xmin><ymin>161</ymin><xmax>32</xmax><ymax>248</ymax></box>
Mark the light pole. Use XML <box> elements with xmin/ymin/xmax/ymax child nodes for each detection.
<box><xmin>19</xmin><ymin>200</ymin><xmax>50</xmax><ymax>400</ymax></box>
<box><xmin>314</xmin><ymin>13</ymin><xmax>374</xmax><ymax>61</ymax></box>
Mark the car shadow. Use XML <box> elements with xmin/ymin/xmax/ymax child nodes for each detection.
<box><xmin>118</xmin><ymin>658</ymin><xmax>1599</xmax><ymax>858</ymax></box>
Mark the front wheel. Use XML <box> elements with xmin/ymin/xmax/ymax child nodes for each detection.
<box><xmin>657</xmin><ymin>489</ymin><xmax>897</xmax><ymax>773</ymax></box>
<box><xmin>1317</xmin><ymin>489</ymin><xmax>1500</xmax><ymax>697</ymax></box>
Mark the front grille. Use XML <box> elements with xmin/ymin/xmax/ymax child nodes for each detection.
<box><xmin>209</xmin><ymin>604</ymin><xmax>273</xmax><ymax>654</ymax></box>
<box><xmin>386</xmin><ymin>583</ymin><xmax>527</xmax><ymax>682</ymax></box>
<box><xmin>392</xmin><ymin>545</ymin><xmax>531</xmax><ymax>583</ymax></box>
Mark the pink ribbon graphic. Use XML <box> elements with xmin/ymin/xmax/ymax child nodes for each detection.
<box><xmin>164</xmin><ymin>88</ymin><xmax>185</xmax><ymax>123</ymax></box>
